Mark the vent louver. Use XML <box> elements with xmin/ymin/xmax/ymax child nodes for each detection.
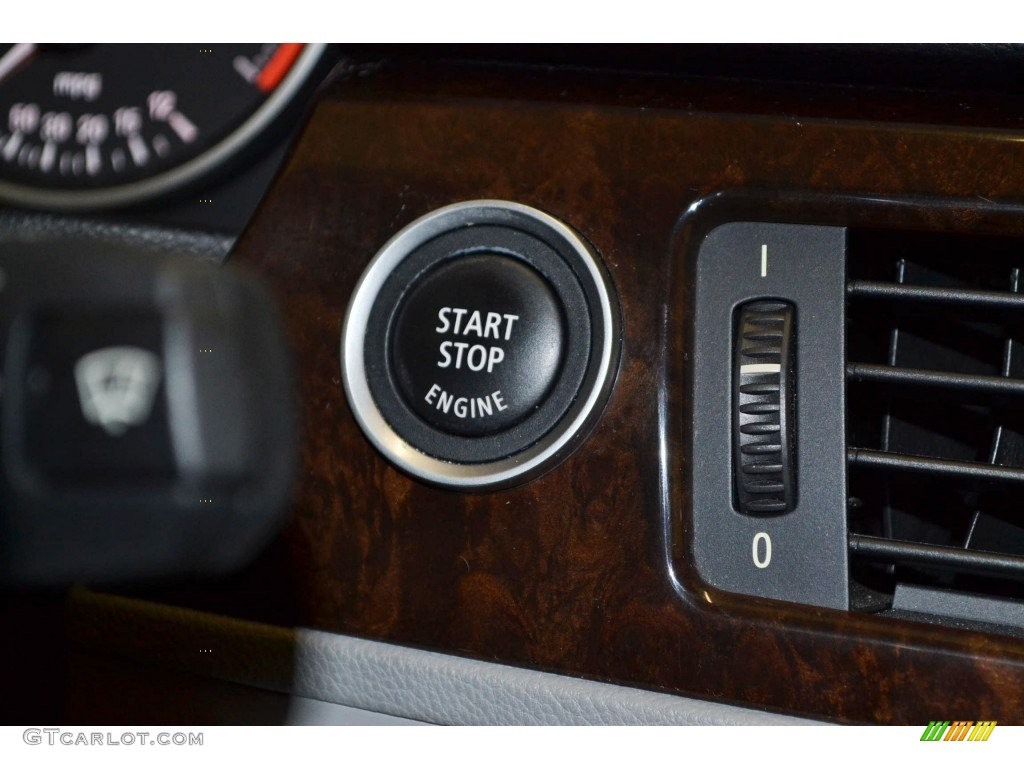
<box><xmin>846</xmin><ymin>229</ymin><xmax>1024</xmax><ymax>608</ymax></box>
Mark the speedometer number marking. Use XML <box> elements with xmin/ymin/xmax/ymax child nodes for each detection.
<box><xmin>40</xmin><ymin>111</ymin><xmax>72</xmax><ymax>142</ymax></box>
<box><xmin>0</xmin><ymin>44</ymin><xmax>323</xmax><ymax>208</ymax></box>
<box><xmin>114</xmin><ymin>107</ymin><xmax>142</xmax><ymax>137</ymax></box>
<box><xmin>9</xmin><ymin>102</ymin><xmax>39</xmax><ymax>133</ymax></box>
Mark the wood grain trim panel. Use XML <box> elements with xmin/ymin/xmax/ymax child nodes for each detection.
<box><xmin>225</xmin><ymin>59</ymin><xmax>1024</xmax><ymax>723</ymax></box>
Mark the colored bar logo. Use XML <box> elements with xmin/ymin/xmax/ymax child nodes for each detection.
<box><xmin>920</xmin><ymin>721</ymin><xmax>996</xmax><ymax>741</ymax></box>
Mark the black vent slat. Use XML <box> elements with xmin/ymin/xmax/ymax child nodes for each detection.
<box><xmin>849</xmin><ymin>534</ymin><xmax>1024</xmax><ymax>581</ymax></box>
<box><xmin>847</xmin><ymin>363</ymin><xmax>1024</xmax><ymax>397</ymax></box>
<box><xmin>848</xmin><ymin>279</ymin><xmax>1024</xmax><ymax>310</ymax></box>
<box><xmin>846</xmin><ymin>229</ymin><xmax>1024</xmax><ymax>616</ymax></box>
<box><xmin>848</xmin><ymin>448</ymin><xmax>1024</xmax><ymax>485</ymax></box>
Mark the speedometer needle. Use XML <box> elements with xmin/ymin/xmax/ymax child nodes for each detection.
<box><xmin>0</xmin><ymin>43</ymin><xmax>37</xmax><ymax>88</ymax></box>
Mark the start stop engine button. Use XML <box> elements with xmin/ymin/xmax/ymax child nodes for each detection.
<box><xmin>343</xmin><ymin>200</ymin><xmax>619</xmax><ymax>489</ymax></box>
<box><xmin>391</xmin><ymin>254</ymin><xmax>565</xmax><ymax>437</ymax></box>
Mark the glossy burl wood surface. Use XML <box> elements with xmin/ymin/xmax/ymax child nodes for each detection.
<box><xmin>228</xmin><ymin>59</ymin><xmax>1024</xmax><ymax>723</ymax></box>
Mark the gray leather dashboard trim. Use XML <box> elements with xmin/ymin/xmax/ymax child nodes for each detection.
<box><xmin>0</xmin><ymin>210</ymin><xmax>233</xmax><ymax>264</ymax></box>
<box><xmin>69</xmin><ymin>589</ymin><xmax>818</xmax><ymax>726</ymax></box>
<box><xmin>285</xmin><ymin>696</ymin><xmax>428</xmax><ymax>725</ymax></box>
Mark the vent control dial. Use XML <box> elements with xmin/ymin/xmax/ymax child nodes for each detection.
<box><xmin>734</xmin><ymin>300</ymin><xmax>796</xmax><ymax>515</ymax></box>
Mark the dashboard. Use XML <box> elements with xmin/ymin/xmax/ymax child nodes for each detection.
<box><xmin>3</xmin><ymin>44</ymin><xmax>1024</xmax><ymax>726</ymax></box>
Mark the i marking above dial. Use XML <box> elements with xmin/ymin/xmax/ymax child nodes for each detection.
<box><xmin>0</xmin><ymin>43</ymin><xmax>326</xmax><ymax>210</ymax></box>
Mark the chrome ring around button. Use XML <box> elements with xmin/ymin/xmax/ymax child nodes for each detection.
<box><xmin>341</xmin><ymin>200</ymin><xmax>620</xmax><ymax>489</ymax></box>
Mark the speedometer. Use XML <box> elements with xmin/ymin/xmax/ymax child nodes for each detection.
<box><xmin>0</xmin><ymin>43</ymin><xmax>327</xmax><ymax>210</ymax></box>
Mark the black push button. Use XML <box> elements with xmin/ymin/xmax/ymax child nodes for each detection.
<box><xmin>344</xmin><ymin>201</ymin><xmax>619</xmax><ymax>487</ymax></box>
<box><xmin>0</xmin><ymin>239</ymin><xmax>297</xmax><ymax>585</ymax></box>
<box><xmin>391</xmin><ymin>254</ymin><xmax>565</xmax><ymax>437</ymax></box>
<box><xmin>23</xmin><ymin>310</ymin><xmax>174</xmax><ymax>486</ymax></box>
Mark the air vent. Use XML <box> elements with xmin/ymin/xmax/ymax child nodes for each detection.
<box><xmin>846</xmin><ymin>229</ymin><xmax>1024</xmax><ymax>611</ymax></box>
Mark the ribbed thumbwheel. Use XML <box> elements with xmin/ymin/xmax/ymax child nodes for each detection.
<box><xmin>734</xmin><ymin>300</ymin><xmax>796</xmax><ymax>515</ymax></box>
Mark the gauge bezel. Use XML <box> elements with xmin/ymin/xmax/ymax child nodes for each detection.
<box><xmin>0</xmin><ymin>43</ymin><xmax>328</xmax><ymax>211</ymax></box>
